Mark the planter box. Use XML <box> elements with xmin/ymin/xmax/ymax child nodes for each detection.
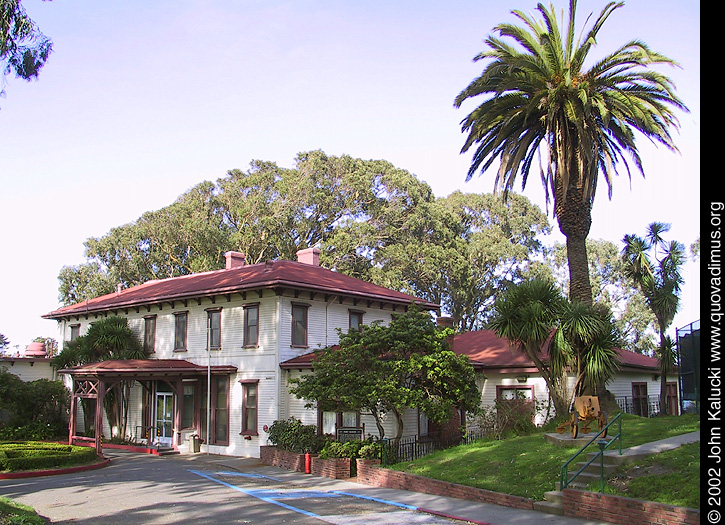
<box><xmin>259</xmin><ymin>446</ymin><xmax>306</xmax><ymax>472</ymax></box>
<box><xmin>311</xmin><ymin>456</ymin><xmax>351</xmax><ymax>479</ymax></box>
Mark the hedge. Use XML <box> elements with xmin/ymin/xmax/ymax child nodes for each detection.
<box><xmin>0</xmin><ymin>442</ymin><xmax>98</xmax><ymax>472</ymax></box>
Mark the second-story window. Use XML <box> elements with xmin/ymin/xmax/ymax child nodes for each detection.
<box><xmin>174</xmin><ymin>312</ymin><xmax>188</xmax><ymax>351</ymax></box>
<box><xmin>144</xmin><ymin>315</ymin><xmax>156</xmax><ymax>353</ymax></box>
<box><xmin>243</xmin><ymin>304</ymin><xmax>259</xmax><ymax>347</ymax></box>
<box><xmin>70</xmin><ymin>324</ymin><xmax>80</xmax><ymax>341</ymax></box>
<box><xmin>291</xmin><ymin>303</ymin><xmax>308</xmax><ymax>347</ymax></box>
<box><xmin>207</xmin><ymin>309</ymin><xmax>221</xmax><ymax>350</ymax></box>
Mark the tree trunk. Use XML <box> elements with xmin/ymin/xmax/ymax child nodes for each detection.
<box><xmin>554</xmin><ymin>173</ymin><xmax>593</xmax><ymax>307</ymax></box>
<box><xmin>658</xmin><ymin>330</ymin><xmax>670</xmax><ymax>415</ymax></box>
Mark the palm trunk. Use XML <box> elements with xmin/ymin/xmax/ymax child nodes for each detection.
<box><xmin>658</xmin><ymin>330</ymin><xmax>669</xmax><ymax>415</ymax></box>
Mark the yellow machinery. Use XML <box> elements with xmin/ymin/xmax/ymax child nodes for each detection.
<box><xmin>556</xmin><ymin>396</ymin><xmax>607</xmax><ymax>438</ymax></box>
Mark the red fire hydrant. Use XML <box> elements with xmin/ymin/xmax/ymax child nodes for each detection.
<box><xmin>304</xmin><ymin>452</ymin><xmax>311</xmax><ymax>474</ymax></box>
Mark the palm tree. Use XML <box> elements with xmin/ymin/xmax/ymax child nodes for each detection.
<box><xmin>454</xmin><ymin>0</ymin><xmax>687</xmax><ymax>306</ymax></box>
<box><xmin>621</xmin><ymin>222</ymin><xmax>685</xmax><ymax>415</ymax></box>
<box><xmin>488</xmin><ymin>278</ymin><xmax>620</xmax><ymax>418</ymax></box>
<box><xmin>52</xmin><ymin>316</ymin><xmax>147</xmax><ymax>439</ymax></box>
<box><xmin>487</xmin><ymin>279</ymin><xmax>570</xmax><ymax>417</ymax></box>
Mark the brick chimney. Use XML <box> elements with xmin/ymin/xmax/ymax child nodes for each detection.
<box><xmin>225</xmin><ymin>251</ymin><xmax>246</xmax><ymax>269</ymax></box>
<box><xmin>296</xmin><ymin>247</ymin><xmax>320</xmax><ymax>266</ymax></box>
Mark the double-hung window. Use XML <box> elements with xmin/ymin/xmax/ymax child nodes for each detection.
<box><xmin>200</xmin><ymin>376</ymin><xmax>229</xmax><ymax>445</ymax></box>
<box><xmin>349</xmin><ymin>310</ymin><xmax>364</xmax><ymax>332</ymax></box>
<box><xmin>144</xmin><ymin>315</ymin><xmax>156</xmax><ymax>353</ymax></box>
<box><xmin>291</xmin><ymin>303</ymin><xmax>308</xmax><ymax>347</ymax></box>
<box><xmin>207</xmin><ymin>308</ymin><xmax>221</xmax><ymax>350</ymax></box>
<box><xmin>174</xmin><ymin>312</ymin><xmax>188</xmax><ymax>351</ymax></box>
<box><xmin>241</xmin><ymin>380</ymin><xmax>259</xmax><ymax>436</ymax></box>
<box><xmin>244</xmin><ymin>304</ymin><xmax>259</xmax><ymax>347</ymax></box>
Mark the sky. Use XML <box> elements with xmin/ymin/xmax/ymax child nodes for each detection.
<box><xmin>0</xmin><ymin>0</ymin><xmax>700</xmax><ymax>351</ymax></box>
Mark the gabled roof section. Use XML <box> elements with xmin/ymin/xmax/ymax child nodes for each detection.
<box><xmin>44</xmin><ymin>260</ymin><xmax>440</xmax><ymax>320</ymax></box>
<box><xmin>452</xmin><ymin>330</ymin><xmax>662</xmax><ymax>372</ymax></box>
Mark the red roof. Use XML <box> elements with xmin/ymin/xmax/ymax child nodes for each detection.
<box><xmin>279</xmin><ymin>330</ymin><xmax>661</xmax><ymax>372</ymax></box>
<box><xmin>451</xmin><ymin>330</ymin><xmax>661</xmax><ymax>371</ymax></box>
<box><xmin>44</xmin><ymin>260</ymin><xmax>439</xmax><ymax>319</ymax></box>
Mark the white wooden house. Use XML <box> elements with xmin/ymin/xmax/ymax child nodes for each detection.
<box><xmin>43</xmin><ymin>248</ymin><xmax>439</xmax><ymax>456</ymax></box>
<box><xmin>450</xmin><ymin>329</ymin><xmax>680</xmax><ymax>425</ymax></box>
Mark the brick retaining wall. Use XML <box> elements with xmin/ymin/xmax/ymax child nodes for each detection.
<box><xmin>562</xmin><ymin>488</ymin><xmax>700</xmax><ymax>525</ymax></box>
<box><xmin>355</xmin><ymin>459</ymin><xmax>535</xmax><ymax>511</ymax></box>
<box><xmin>311</xmin><ymin>456</ymin><xmax>351</xmax><ymax>479</ymax></box>
<box><xmin>259</xmin><ymin>446</ymin><xmax>306</xmax><ymax>472</ymax></box>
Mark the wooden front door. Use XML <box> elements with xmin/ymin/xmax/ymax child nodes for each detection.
<box><xmin>632</xmin><ymin>383</ymin><xmax>648</xmax><ymax>417</ymax></box>
<box><xmin>666</xmin><ymin>382</ymin><xmax>679</xmax><ymax>415</ymax></box>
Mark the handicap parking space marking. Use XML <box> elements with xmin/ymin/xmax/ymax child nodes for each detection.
<box><xmin>186</xmin><ymin>469</ymin><xmax>458</xmax><ymax>524</ymax></box>
<box><xmin>188</xmin><ymin>469</ymin><xmax>322</xmax><ymax>519</ymax></box>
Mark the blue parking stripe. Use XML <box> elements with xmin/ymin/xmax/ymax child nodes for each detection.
<box><xmin>187</xmin><ymin>469</ymin><xmax>323</xmax><ymax>519</ymax></box>
<box><xmin>331</xmin><ymin>490</ymin><xmax>418</xmax><ymax>511</ymax></box>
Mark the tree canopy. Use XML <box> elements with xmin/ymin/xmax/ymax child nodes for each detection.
<box><xmin>1</xmin><ymin>0</ymin><xmax>53</xmax><ymax>102</ymax></box>
<box><xmin>289</xmin><ymin>308</ymin><xmax>481</xmax><ymax>440</ymax></box>
<box><xmin>454</xmin><ymin>0</ymin><xmax>687</xmax><ymax>306</ymax></box>
<box><xmin>58</xmin><ymin>150</ymin><xmax>549</xmax><ymax>330</ymax></box>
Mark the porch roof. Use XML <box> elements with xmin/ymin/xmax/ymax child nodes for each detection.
<box><xmin>58</xmin><ymin>359</ymin><xmax>237</xmax><ymax>378</ymax></box>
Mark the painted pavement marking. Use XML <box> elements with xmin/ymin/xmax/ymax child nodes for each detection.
<box><xmin>187</xmin><ymin>469</ymin><xmax>459</xmax><ymax>524</ymax></box>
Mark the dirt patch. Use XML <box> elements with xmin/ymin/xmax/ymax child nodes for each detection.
<box><xmin>608</xmin><ymin>462</ymin><xmax>672</xmax><ymax>494</ymax></box>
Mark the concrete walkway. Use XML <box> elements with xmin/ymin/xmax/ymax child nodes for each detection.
<box><xmin>0</xmin><ymin>432</ymin><xmax>699</xmax><ymax>525</ymax></box>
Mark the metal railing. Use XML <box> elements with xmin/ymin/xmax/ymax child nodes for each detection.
<box><xmin>615</xmin><ymin>396</ymin><xmax>661</xmax><ymax>417</ymax></box>
<box><xmin>559</xmin><ymin>412</ymin><xmax>622</xmax><ymax>491</ymax></box>
<box><xmin>380</xmin><ymin>428</ymin><xmax>486</xmax><ymax>465</ymax></box>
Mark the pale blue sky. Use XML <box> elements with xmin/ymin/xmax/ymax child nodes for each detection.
<box><xmin>0</xmin><ymin>0</ymin><xmax>700</xmax><ymax>349</ymax></box>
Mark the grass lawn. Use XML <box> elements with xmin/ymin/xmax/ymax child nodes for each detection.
<box><xmin>589</xmin><ymin>441</ymin><xmax>700</xmax><ymax>509</ymax></box>
<box><xmin>0</xmin><ymin>496</ymin><xmax>46</xmax><ymax>525</ymax></box>
<box><xmin>388</xmin><ymin>413</ymin><xmax>700</xmax><ymax>501</ymax></box>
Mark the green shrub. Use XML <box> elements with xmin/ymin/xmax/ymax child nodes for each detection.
<box><xmin>319</xmin><ymin>439</ymin><xmax>369</xmax><ymax>460</ymax></box>
<box><xmin>0</xmin><ymin>421</ymin><xmax>68</xmax><ymax>441</ymax></box>
<box><xmin>358</xmin><ymin>442</ymin><xmax>382</xmax><ymax>460</ymax></box>
<box><xmin>266</xmin><ymin>418</ymin><xmax>327</xmax><ymax>453</ymax></box>
<box><xmin>0</xmin><ymin>442</ymin><xmax>97</xmax><ymax>472</ymax></box>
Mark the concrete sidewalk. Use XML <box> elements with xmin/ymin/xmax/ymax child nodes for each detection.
<box><xmin>175</xmin><ymin>452</ymin><xmax>607</xmax><ymax>525</ymax></box>
<box><xmin>181</xmin><ymin>431</ymin><xmax>700</xmax><ymax>525</ymax></box>
<box><xmin>607</xmin><ymin>430</ymin><xmax>700</xmax><ymax>462</ymax></box>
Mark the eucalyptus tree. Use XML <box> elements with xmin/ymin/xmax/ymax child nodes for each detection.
<box><xmin>1</xmin><ymin>0</ymin><xmax>53</xmax><ymax>102</ymax></box>
<box><xmin>454</xmin><ymin>0</ymin><xmax>688</xmax><ymax>306</ymax></box>
<box><xmin>621</xmin><ymin>222</ymin><xmax>685</xmax><ymax>415</ymax></box>
<box><xmin>439</xmin><ymin>191</ymin><xmax>550</xmax><ymax>330</ymax></box>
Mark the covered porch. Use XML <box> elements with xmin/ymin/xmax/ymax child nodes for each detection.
<box><xmin>59</xmin><ymin>359</ymin><xmax>237</xmax><ymax>455</ymax></box>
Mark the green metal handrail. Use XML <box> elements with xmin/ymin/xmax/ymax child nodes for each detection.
<box><xmin>559</xmin><ymin>411</ymin><xmax>622</xmax><ymax>490</ymax></box>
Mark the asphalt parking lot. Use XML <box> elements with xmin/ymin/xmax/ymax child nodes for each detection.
<box><xmin>0</xmin><ymin>450</ymin><xmax>463</xmax><ymax>524</ymax></box>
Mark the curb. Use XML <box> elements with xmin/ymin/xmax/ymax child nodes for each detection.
<box><xmin>0</xmin><ymin>457</ymin><xmax>111</xmax><ymax>479</ymax></box>
<box><xmin>418</xmin><ymin>507</ymin><xmax>494</xmax><ymax>525</ymax></box>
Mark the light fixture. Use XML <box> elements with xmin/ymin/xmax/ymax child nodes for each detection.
<box><xmin>516</xmin><ymin>375</ymin><xmax>528</xmax><ymax>383</ymax></box>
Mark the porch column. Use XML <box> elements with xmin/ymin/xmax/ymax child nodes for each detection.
<box><xmin>68</xmin><ymin>382</ymin><xmax>77</xmax><ymax>445</ymax></box>
<box><xmin>95</xmin><ymin>378</ymin><xmax>105</xmax><ymax>456</ymax></box>
<box><xmin>175</xmin><ymin>378</ymin><xmax>183</xmax><ymax>446</ymax></box>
